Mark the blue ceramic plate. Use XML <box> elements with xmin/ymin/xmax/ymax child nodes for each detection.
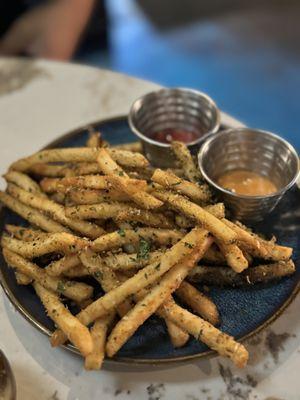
<box><xmin>0</xmin><ymin>116</ymin><xmax>299</xmax><ymax>365</ymax></box>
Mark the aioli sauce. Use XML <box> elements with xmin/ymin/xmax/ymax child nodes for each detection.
<box><xmin>151</xmin><ymin>128</ymin><xmax>200</xmax><ymax>144</ymax></box>
<box><xmin>217</xmin><ymin>170</ymin><xmax>277</xmax><ymax>196</ymax></box>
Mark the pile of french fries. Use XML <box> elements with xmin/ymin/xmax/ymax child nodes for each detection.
<box><xmin>0</xmin><ymin>131</ymin><xmax>295</xmax><ymax>370</ymax></box>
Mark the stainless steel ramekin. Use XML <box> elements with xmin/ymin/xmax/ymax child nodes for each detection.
<box><xmin>198</xmin><ymin>128</ymin><xmax>300</xmax><ymax>222</ymax></box>
<box><xmin>128</xmin><ymin>88</ymin><xmax>220</xmax><ymax>168</ymax></box>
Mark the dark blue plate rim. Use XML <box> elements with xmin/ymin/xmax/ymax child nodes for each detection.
<box><xmin>0</xmin><ymin>115</ymin><xmax>299</xmax><ymax>366</ymax></box>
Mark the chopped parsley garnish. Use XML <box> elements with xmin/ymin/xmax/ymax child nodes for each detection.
<box><xmin>118</xmin><ymin>228</ymin><xmax>126</xmax><ymax>237</ymax></box>
<box><xmin>137</xmin><ymin>238</ymin><xmax>151</xmax><ymax>260</ymax></box>
<box><xmin>57</xmin><ymin>281</ymin><xmax>66</xmax><ymax>293</ymax></box>
<box><xmin>155</xmin><ymin>263</ymin><xmax>161</xmax><ymax>271</ymax></box>
<box><xmin>184</xmin><ymin>242</ymin><xmax>194</xmax><ymax>249</ymax></box>
<box><xmin>94</xmin><ymin>271</ymin><xmax>103</xmax><ymax>279</ymax></box>
<box><xmin>118</xmin><ymin>171</ymin><xmax>125</xmax><ymax>176</ymax></box>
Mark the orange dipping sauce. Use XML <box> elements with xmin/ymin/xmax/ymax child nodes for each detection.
<box><xmin>217</xmin><ymin>170</ymin><xmax>277</xmax><ymax>196</ymax></box>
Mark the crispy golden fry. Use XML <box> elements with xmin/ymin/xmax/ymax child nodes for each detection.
<box><xmin>153</xmin><ymin>191</ymin><xmax>236</xmax><ymax>243</ymax></box>
<box><xmin>33</xmin><ymin>282</ymin><xmax>93</xmax><ymax>357</ymax></box>
<box><xmin>5</xmin><ymin>225</ymin><xmax>50</xmax><ymax>241</ymax></box>
<box><xmin>188</xmin><ymin>260</ymin><xmax>296</xmax><ymax>286</ymax></box>
<box><xmin>67</xmin><ymin>188</ymin><xmax>129</xmax><ymax>205</ymax></box>
<box><xmin>204</xmin><ymin>203</ymin><xmax>225</xmax><ymax>219</ymax></box>
<box><xmin>92</xmin><ymin>228</ymin><xmax>183</xmax><ymax>252</ymax></box>
<box><xmin>85</xmin><ymin>314</ymin><xmax>114</xmax><ymax>370</ymax></box>
<box><xmin>217</xmin><ymin>241</ymin><xmax>248</xmax><ymax>273</ymax></box>
<box><xmin>4</xmin><ymin>171</ymin><xmax>44</xmax><ymax>195</ymax></box>
<box><xmin>97</xmin><ymin>147</ymin><xmax>129</xmax><ymax>177</ymax></box>
<box><xmin>15</xmin><ymin>271</ymin><xmax>32</xmax><ymax>285</ymax></box>
<box><xmin>7</xmin><ymin>184</ymin><xmax>104</xmax><ymax>239</ymax></box>
<box><xmin>152</xmin><ymin>169</ymin><xmax>211</xmax><ymax>203</ymax></box>
<box><xmin>64</xmin><ymin>264</ymin><xmax>88</xmax><ymax>278</ymax></box>
<box><xmin>86</xmin><ymin>132</ymin><xmax>102</xmax><ymax>148</ymax></box>
<box><xmin>164</xmin><ymin>318</ymin><xmax>189</xmax><ymax>348</ymax></box>
<box><xmin>46</xmin><ymin>254</ymin><xmax>81</xmax><ymax>277</ymax></box>
<box><xmin>65</xmin><ymin>202</ymin><xmax>136</xmax><ymax>220</ymax></box>
<box><xmin>176</xmin><ymin>281</ymin><xmax>219</xmax><ymax>325</ymax></box>
<box><xmin>50</xmin><ymin>192</ymin><xmax>66</xmax><ymax>204</ymax></box>
<box><xmin>28</xmin><ymin>163</ymin><xmax>68</xmax><ymax>177</ymax></box>
<box><xmin>10</xmin><ymin>147</ymin><xmax>149</xmax><ymax>171</ymax></box>
<box><xmin>160</xmin><ymin>298</ymin><xmax>248</xmax><ymax>368</ymax></box>
<box><xmin>106</xmin><ymin>231</ymin><xmax>212</xmax><ymax>356</ymax></box>
<box><xmin>1</xmin><ymin>232</ymin><xmax>87</xmax><ymax>259</ymax></box>
<box><xmin>112</xmin><ymin>141</ymin><xmax>142</xmax><ymax>153</ymax></box>
<box><xmin>109</xmin><ymin>175</ymin><xmax>163</xmax><ymax>210</ymax></box>
<box><xmin>116</xmin><ymin>209</ymin><xmax>174</xmax><ymax>229</ymax></box>
<box><xmin>3</xmin><ymin>249</ymin><xmax>93</xmax><ymax>302</ymax></box>
<box><xmin>171</xmin><ymin>141</ymin><xmax>202</xmax><ymax>182</ymax></box>
<box><xmin>76</xmin><ymin>227</ymin><xmax>209</xmax><ymax>327</ymax></box>
<box><xmin>40</xmin><ymin>175</ymin><xmax>146</xmax><ymax>193</ymax></box>
<box><xmin>0</xmin><ymin>192</ymin><xmax>69</xmax><ymax>233</ymax></box>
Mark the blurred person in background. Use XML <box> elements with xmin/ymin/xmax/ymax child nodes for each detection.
<box><xmin>0</xmin><ymin>0</ymin><xmax>107</xmax><ymax>60</ymax></box>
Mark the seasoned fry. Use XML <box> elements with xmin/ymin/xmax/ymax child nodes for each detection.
<box><xmin>46</xmin><ymin>254</ymin><xmax>81</xmax><ymax>277</ymax></box>
<box><xmin>28</xmin><ymin>163</ymin><xmax>68</xmax><ymax>177</ymax></box>
<box><xmin>15</xmin><ymin>271</ymin><xmax>32</xmax><ymax>285</ymax></box>
<box><xmin>10</xmin><ymin>147</ymin><xmax>148</xmax><ymax>171</ymax></box>
<box><xmin>0</xmin><ymin>192</ymin><xmax>69</xmax><ymax>233</ymax></box>
<box><xmin>188</xmin><ymin>260</ymin><xmax>296</xmax><ymax>286</ymax></box>
<box><xmin>160</xmin><ymin>298</ymin><xmax>248</xmax><ymax>368</ymax></box>
<box><xmin>106</xmin><ymin>231</ymin><xmax>212</xmax><ymax>357</ymax></box>
<box><xmin>5</xmin><ymin>225</ymin><xmax>50</xmax><ymax>241</ymax></box>
<box><xmin>7</xmin><ymin>184</ymin><xmax>104</xmax><ymax>239</ymax></box>
<box><xmin>176</xmin><ymin>281</ymin><xmax>219</xmax><ymax>325</ymax></box>
<box><xmin>67</xmin><ymin>188</ymin><xmax>129</xmax><ymax>205</ymax></box>
<box><xmin>50</xmin><ymin>192</ymin><xmax>66</xmax><ymax>204</ymax></box>
<box><xmin>97</xmin><ymin>147</ymin><xmax>129</xmax><ymax>177</ymax></box>
<box><xmin>164</xmin><ymin>318</ymin><xmax>189</xmax><ymax>348</ymax></box>
<box><xmin>1</xmin><ymin>232</ymin><xmax>87</xmax><ymax>259</ymax></box>
<box><xmin>40</xmin><ymin>175</ymin><xmax>146</xmax><ymax>193</ymax></box>
<box><xmin>85</xmin><ymin>315</ymin><xmax>114</xmax><ymax>370</ymax></box>
<box><xmin>92</xmin><ymin>228</ymin><xmax>183</xmax><ymax>252</ymax></box>
<box><xmin>4</xmin><ymin>171</ymin><xmax>44</xmax><ymax>195</ymax></box>
<box><xmin>171</xmin><ymin>141</ymin><xmax>202</xmax><ymax>182</ymax></box>
<box><xmin>152</xmin><ymin>169</ymin><xmax>211</xmax><ymax>203</ymax></box>
<box><xmin>112</xmin><ymin>141</ymin><xmax>142</xmax><ymax>153</ymax></box>
<box><xmin>65</xmin><ymin>202</ymin><xmax>139</xmax><ymax>220</ymax></box>
<box><xmin>217</xmin><ymin>241</ymin><xmax>248</xmax><ymax>273</ymax></box>
<box><xmin>86</xmin><ymin>132</ymin><xmax>102</xmax><ymax>148</ymax></box>
<box><xmin>116</xmin><ymin>209</ymin><xmax>174</xmax><ymax>229</ymax></box>
<box><xmin>153</xmin><ymin>191</ymin><xmax>236</xmax><ymax>243</ymax></box>
<box><xmin>33</xmin><ymin>282</ymin><xmax>93</xmax><ymax>357</ymax></box>
<box><xmin>3</xmin><ymin>249</ymin><xmax>93</xmax><ymax>302</ymax></box>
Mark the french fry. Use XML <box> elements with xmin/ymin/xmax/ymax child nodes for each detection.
<box><xmin>1</xmin><ymin>232</ymin><xmax>87</xmax><ymax>259</ymax></box>
<box><xmin>164</xmin><ymin>318</ymin><xmax>189</xmax><ymax>348</ymax></box>
<box><xmin>92</xmin><ymin>228</ymin><xmax>184</xmax><ymax>252</ymax></box>
<box><xmin>46</xmin><ymin>254</ymin><xmax>81</xmax><ymax>277</ymax></box>
<box><xmin>33</xmin><ymin>282</ymin><xmax>93</xmax><ymax>357</ymax></box>
<box><xmin>175</xmin><ymin>281</ymin><xmax>219</xmax><ymax>325</ymax></box>
<box><xmin>112</xmin><ymin>141</ymin><xmax>142</xmax><ymax>152</ymax></box>
<box><xmin>7</xmin><ymin>184</ymin><xmax>104</xmax><ymax>239</ymax></box>
<box><xmin>188</xmin><ymin>260</ymin><xmax>296</xmax><ymax>286</ymax></box>
<box><xmin>159</xmin><ymin>298</ymin><xmax>248</xmax><ymax>368</ymax></box>
<box><xmin>67</xmin><ymin>188</ymin><xmax>129</xmax><ymax>205</ymax></box>
<box><xmin>106</xmin><ymin>230</ymin><xmax>212</xmax><ymax>356</ymax></box>
<box><xmin>0</xmin><ymin>192</ymin><xmax>69</xmax><ymax>233</ymax></box>
<box><xmin>50</xmin><ymin>192</ymin><xmax>66</xmax><ymax>204</ymax></box>
<box><xmin>55</xmin><ymin>227</ymin><xmax>208</xmax><ymax>330</ymax></box>
<box><xmin>40</xmin><ymin>175</ymin><xmax>146</xmax><ymax>194</ymax></box>
<box><xmin>97</xmin><ymin>147</ymin><xmax>129</xmax><ymax>177</ymax></box>
<box><xmin>4</xmin><ymin>171</ymin><xmax>44</xmax><ymax>196</ymax></box>
<box><xmin>28</xmin><ymin>163</ymin><xmax>68</xmax><ymax>177</ymax></box>
<box><xmin>2</xmin><ymin>249</ymin><xmax>93</xmax><ymax>302</ymax></box>
<box><xmin>15</xmin><ymin>271</ymin><xmax>32</xmax><ymax>285</ymax></box>
<box><xmin>5</xmin><ymin>225</ymin><xmax>50</xmax><ymax>241</ymax></box>
<box><xmin>65</xmin><ymin>202</ymin><xmax>136</xmax><ymax>220</ymax></box>
<box><xmin>152</xmin><ymin>169</ymin><xmax>211</xmax><ymax>203</ymax></box>
<box><xmin>153</xmin><ymin>191</ymin><xmax>236</xmax><ymax>243</ymax></box>
<box><xmin>10</xmin><ymin>147</ymin><xmax>148</xmax><ymax>171</ymax></box>
<box><xmin>115</xmin><ymin>209</ymin><xmax>174</xmax><ymax>229</ymax></box>
<box><xmin>216</xmin><ymin>241</ymin><xmax>248</xmax><ymax>273</ymax></box>
<box><xmin>202</xmin><ymin>245</ymin><xmax>226</xmax><ymax>264</ymax></box>
<box><xmin>64</xmin><ymin>264</ymin><xmax>88</xmax><ymax>278</ymax></box>
<box><xmin>85</xmin><ymin>315</ymin><xmax>114</xmax><ymax>370</ymax></box>
<box><xmin>171</xmin><ymin>141</ymin><xmax>202</xmax><ymax>183</ymax></box>
<box><xmin>174</xmin><ymin>204</ymin><xmax>225</xmax><ymax>228</ymax></box>
<box><xmin>86</xmin><ymin>132</ymin><xmax>102</xmax><ymax>148</ymax></box>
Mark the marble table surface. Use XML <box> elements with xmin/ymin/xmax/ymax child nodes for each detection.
<box><xmin>0</xmin><ymin>57</ymin><xmax>299</xmax><ymax>400</ymax></box>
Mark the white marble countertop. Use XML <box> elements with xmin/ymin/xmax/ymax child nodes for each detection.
<box><xmin>0</xmin><ymin>58</ymin><xmax>299</xmax><ymax>400</ymax></box>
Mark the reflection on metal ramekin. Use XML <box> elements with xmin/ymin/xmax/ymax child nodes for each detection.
<box><xmin>128</xmin><ymin>88</ymin><xmax>220</xmax><ymax>168</ymax></box>
<box><xmin>198</xmin><ymin>128</ymin><xmax>300</xmax><ymax>222</ymax></box>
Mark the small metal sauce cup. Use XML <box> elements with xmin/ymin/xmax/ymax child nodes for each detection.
<box><xmin>128</xmin><ymin>88</ymin><xmax>220</xmax><ymax>168</ymax></box>
<box><xmin>198</xmin><ymin>128</ymin><xmax>300</xmax><ymax>222</ymax></box>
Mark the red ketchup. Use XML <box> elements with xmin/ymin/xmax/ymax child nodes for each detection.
<box><xmin>151</xmin><ymin>128</ymin><xmax>199</xmax><ymax>144</ymax></box>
